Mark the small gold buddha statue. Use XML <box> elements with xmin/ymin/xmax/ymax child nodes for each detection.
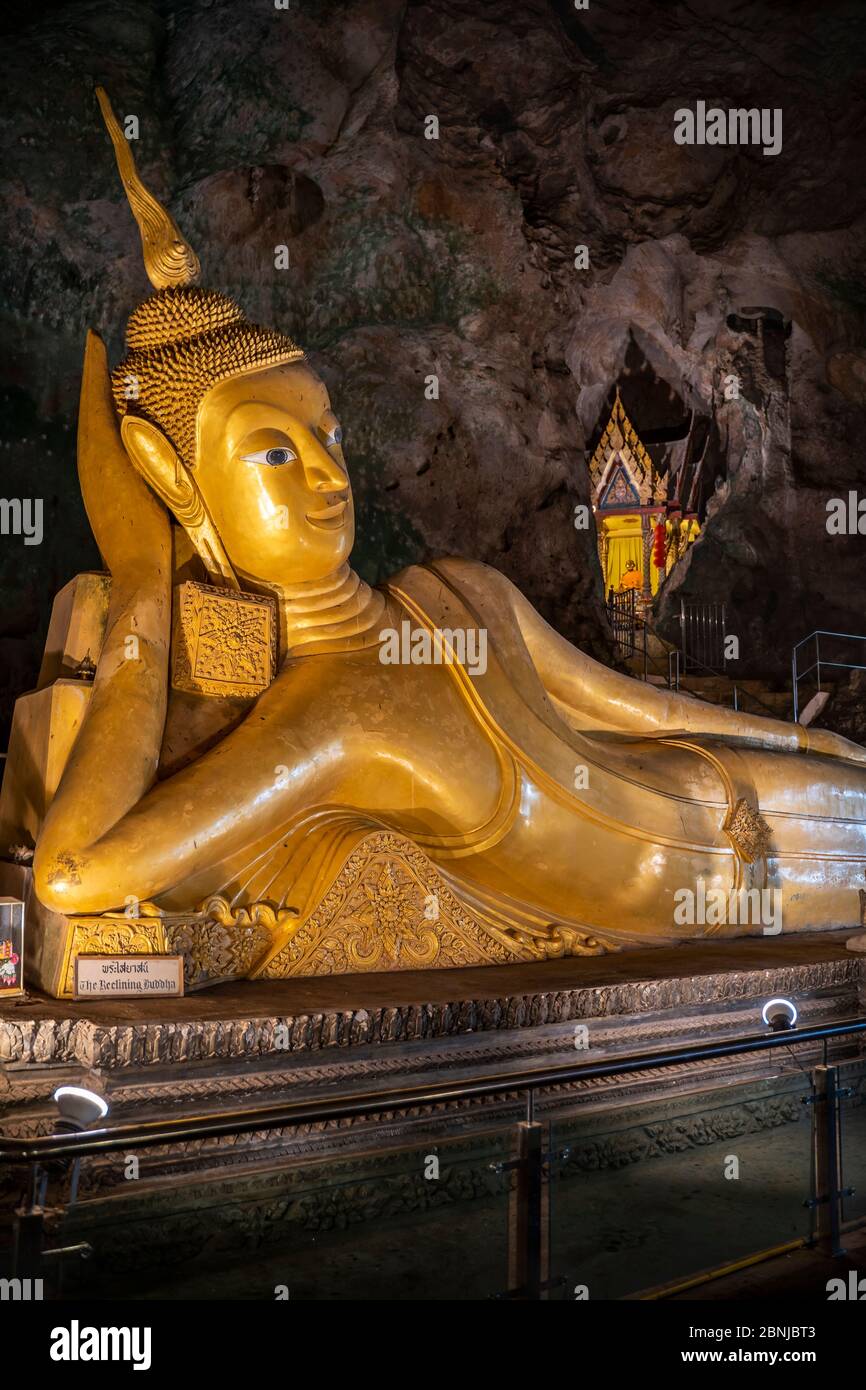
<box><xmin>10</xmin><ymin>90</ymin><xmax>866</xmax><ymax>993</ymax></box>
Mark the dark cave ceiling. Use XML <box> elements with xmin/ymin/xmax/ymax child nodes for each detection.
<box><xmin>0</xmin><ymin>0</ymin><xmax>865</xmax><ymax>739</ymax></box>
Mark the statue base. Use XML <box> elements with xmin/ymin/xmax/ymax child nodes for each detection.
<box><xmin>0</xmin><ymin>929</ymin><xmax>862</xmax><ymax>1290</ymax></box>
<box><xmin>0</xmin><ymin>821</ymin><xmax>610</xmax><ymax>1000</ymax></box>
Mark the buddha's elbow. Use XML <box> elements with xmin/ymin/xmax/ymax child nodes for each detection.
<box><xmin>32</xmin><ymin>844</ymin><xmax>111</xmax><ymax>916</ymax></box>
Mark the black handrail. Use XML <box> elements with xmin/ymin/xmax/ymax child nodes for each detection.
<box><xmin>652</xmin><ymin>623</ymin><xmax>782</xmax><ymax>720</ymax></box>
<box><xmin>2</xmin><ymin>1015</ymin><xmax>864</xmax><ymax>1164</ymax></box>
<box><xmin>792</xmin><ymin>628</ymin><xmax>866</xmax><ymax>723</ymax></box>
<box><xmin>607</xmin><ymin>602</ymin><xmax>784</xmax><ymax>722</ymax></box>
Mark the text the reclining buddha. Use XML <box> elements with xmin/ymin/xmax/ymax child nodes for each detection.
<box><xmin>11</xmin><ymin>89</ymin><xmax>866</xmax><ymax>991</ymax></box>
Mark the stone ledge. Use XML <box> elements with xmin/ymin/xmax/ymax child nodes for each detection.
<box><xmin>0</xmin><ymin>932</ymin><xmax>861</xmax><ymax>1069</ymax></box>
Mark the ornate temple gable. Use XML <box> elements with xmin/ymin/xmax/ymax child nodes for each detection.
<box><xmin>589</xmin><ymin>390</ymin><xmax>659</xmax><ymax>510</ymax></box>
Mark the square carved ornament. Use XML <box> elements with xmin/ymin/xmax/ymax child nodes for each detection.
<box><xmin>171</xmin><ymin>581</ymin><xmax>277</xmax><ymax>698</ymax></box>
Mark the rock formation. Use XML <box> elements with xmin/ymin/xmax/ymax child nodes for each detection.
<box><xmin>1</xmin><ymin>0</ymin><xmax>864</xmax><ymax>741</ymax></box>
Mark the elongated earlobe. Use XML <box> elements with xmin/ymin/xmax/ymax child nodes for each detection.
<box><xmin>121</xmin><ymin>415</ymin><xmax>239</xmax><ymax>589</ymax></box>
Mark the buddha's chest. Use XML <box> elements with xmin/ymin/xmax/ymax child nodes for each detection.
<box><xmin>335</xmin><ymin>657</ymin><xmax>507</xmax><ymax>836</ymax></box>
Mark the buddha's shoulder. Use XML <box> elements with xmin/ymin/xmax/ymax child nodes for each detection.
<box><xmin>386</xmin><ymin>556</ymin><xmax>520</xmax><ymax>606</ymax></box>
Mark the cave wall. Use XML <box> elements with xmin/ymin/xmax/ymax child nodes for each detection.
<box><xmin>1</xmin><ymin>0</ymin><xmax>865</xmax><ymax>741</ymax></box>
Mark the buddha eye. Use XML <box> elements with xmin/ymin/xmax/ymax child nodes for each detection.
<box><xmin>322</xmin><ymin>423</ymin><xmax>343</xmax><ymax>449</ymax></box>
<box><xmin>241</xmin><ymin>446</ymin><xmax>298</xmax><ymax>467</ymax></box>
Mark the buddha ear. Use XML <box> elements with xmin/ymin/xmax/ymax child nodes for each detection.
<box><xmin>120</xmin><ymin>415</ymin><xmax>239</xmax><ymax>589</ymax></box>
<box><xmin>120</xmin><ymin>416</ymin><xmax>191</xmax><ymax>513</ymax></box>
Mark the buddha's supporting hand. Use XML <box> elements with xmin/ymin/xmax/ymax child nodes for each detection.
<box><xmin>33</xmin><ymin>331</ymin><xmax>172</xmax><ymax>911</ymax></box>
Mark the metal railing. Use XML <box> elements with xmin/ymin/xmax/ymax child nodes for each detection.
<box><xmin>792</xmin><ymin>629</ymin><xmax>866</xmax><ymax>723</ymax></box>
<box><xmin>605</xmin><ymin>599</ymin><xmax>781</xmax><ymax>721</ymax></box>
<box><xmin>664</xmin><ymin>644</ymin><xmax>781</xmax><ymax>719</ymax></box>
<box><xmin>2</xmin><ymin>1016</ymin><xmax>865</xmax><ymax>1300</ymax></box>
<box><xmin>607</xmin><ymin>587</ymin><xmax>638</xmax><ymax>658</ymax></box>
<box><xmin>680</xmin><ymin>599</ymin><xmax>727</xmax><ymax>673</ymax></box>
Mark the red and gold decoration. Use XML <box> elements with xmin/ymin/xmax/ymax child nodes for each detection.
<box><xmin>0</xmin><ymin>898</ymin><xmax>25</xmax><ymax>997</ymax></box>
<box><xmin>588</xmin><ymin>390</ymin><xmax>700</xmax><ymax>610</ymax></box>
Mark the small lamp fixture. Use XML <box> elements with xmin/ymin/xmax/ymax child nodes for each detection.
<box><xmin>52</xmin><ymin>1086</ymin><xmax>109</xmax><ymax>1133</ymax></box>
<box><xmin>761</xmin><ymin>997</ymin><xmax>798</xmax><ymax>1032</ymax></box>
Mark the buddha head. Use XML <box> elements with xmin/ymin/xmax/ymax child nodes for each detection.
<box><xmin>97</xmin><ymin>88</ymin><xmax>352</xmax><ymax>591</ymax></box>
<box><xmin>111</xmin><ymin>288</ymin><xmax>353</xmax><ymax>589</ymax></box>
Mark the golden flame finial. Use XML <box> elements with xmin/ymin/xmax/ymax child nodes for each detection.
<box><xmin>96</xmin><ymin>85</ymin><xmax>200</xmax><ymax>290</ymax></box>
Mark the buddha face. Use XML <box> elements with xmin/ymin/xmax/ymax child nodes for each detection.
<box><xmin>194</xmin><ymin>360</ymin><xmax>353</xmax><ymax>587</ymax></box>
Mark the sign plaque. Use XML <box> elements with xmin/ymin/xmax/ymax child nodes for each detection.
<box><xmin>73</xmin><ymin>954</ymin><xmax>184</xmax><ymax>999</ymax></box>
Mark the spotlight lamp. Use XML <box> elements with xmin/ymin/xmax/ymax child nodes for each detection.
<box><xmin>52</xmin><ymin>1086</ymin><xmax>109</xmax><ymax>1133</ymax></box>
<box><xmin>761</xmin><ymin>997</ymin><xmax>798</xmax><ymax>1032</ymax></box>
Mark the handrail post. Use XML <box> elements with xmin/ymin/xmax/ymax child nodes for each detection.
<box><xmin>508</xmin><ymin>1119</ymin><xmax>546</xmax><ymax>1299</ymax></box>
<box><xmin>792</xmin><ymin>642</ymin><xmax>799</xmax><ymax>722</ymax></box>
<box><xmin>11</xmin><ymin>1179</ymin><xmax>45</xmax><ymax>1282</ymax></box>
<box><xmin>811</xmin><ymin>1064</ymin><xmax>846</xmax><ymax>1257</ymax></box>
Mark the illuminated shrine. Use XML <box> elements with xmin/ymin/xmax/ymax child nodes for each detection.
<box><xmin>589</xmin><ymin>389</ymin><xmax>701</xmax><ymax>610</ymax></box>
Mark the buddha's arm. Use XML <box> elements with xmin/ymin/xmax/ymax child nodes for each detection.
<box><xmin>33</xmin><ymin>336</ymin><xmax>339</xmax><ymax>913</ymax></box>
<box><xmin>33</xmin><ymin>331</ymin><xmax>174</xmax><ymax>909</ymax></box>
<box><xmin>34</xmin><ymin>674</ymin><xmax>344</xmax><ymax>914</ymax></box>
<box><xmin>508</xmin><ymin>581</ymin><xmax>866</xmax><ymax>765</ymax></box>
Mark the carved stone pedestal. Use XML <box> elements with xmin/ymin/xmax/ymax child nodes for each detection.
<box><xmin>1</xmin><ymin>822</ymin><xmax>604</xmax><ymax>999</ymax></box>
<box><xmin>0</xmin><ymin>931</ymin><xmax>863</xmax><ymax>1291</ymax></box>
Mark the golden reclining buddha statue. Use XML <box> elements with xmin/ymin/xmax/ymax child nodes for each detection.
<box><xmin>6</xmin><ymin>90</ymin><xmax>866</xmax><ymax>996</ymax></box>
